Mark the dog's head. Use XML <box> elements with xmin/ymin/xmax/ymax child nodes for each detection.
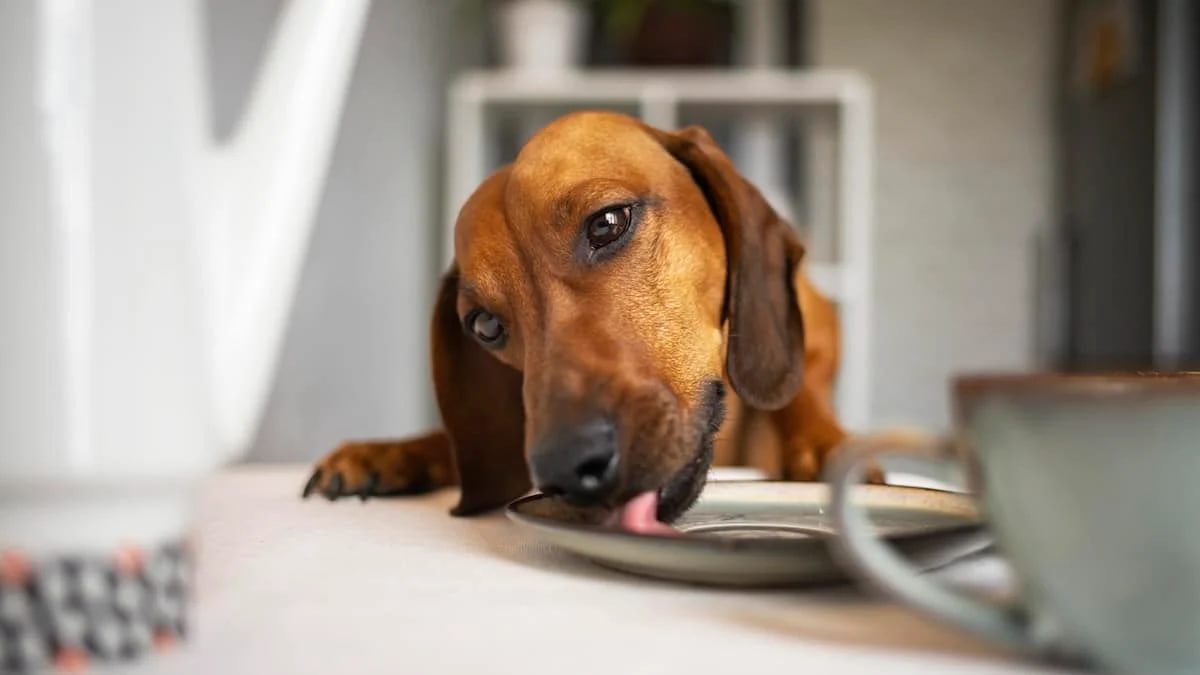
<box><xmin>434</xmin><ymin>111</ymin><xmax>807</xmax><ymax>527</ymax></box>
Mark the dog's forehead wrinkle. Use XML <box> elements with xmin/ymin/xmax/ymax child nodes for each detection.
<box><xmin>456</xmin><ymin>221</ymin><xmax>519</xmax><ymax>301</ymax></box>
<box><xmin>553</xmin><ymin>179</ymin><xmax>644</xmax><ymax>225</ymax></box>
<box><xmin>456</xmin><ymin>172</ymin><xmax>521</xmax><ymax>284</ymax></box>
<box><xmin>496</xmin><ymin>176</ymin><xmax>558</xmax><ymax>303</ymax></box>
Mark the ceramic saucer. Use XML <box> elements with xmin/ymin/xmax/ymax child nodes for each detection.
<box><xmin>506</xmin><ymin>480</ymin><xmax>991</xmax><ymax>587</ymax></box>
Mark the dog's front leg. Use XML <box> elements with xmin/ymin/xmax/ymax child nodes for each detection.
<box><xmin>772</xmin><ymin>388</ymin><xmax>885</xmax><ymax>484</ymax></box>
<box><xmin>302</xmin><ymin>432</ymin><xmax>457</xmax><ymax>501</ymax></box>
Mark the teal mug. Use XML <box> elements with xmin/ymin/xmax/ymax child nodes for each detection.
<box><xmin>826</xmin><ymin>373</ymin><xmax>1200</xmax><ymax>674</ymax></box>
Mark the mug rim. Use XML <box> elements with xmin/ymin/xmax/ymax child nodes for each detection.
<box><xmin>953</xmin><ymin>370</ymin><xmax>1200</xmax><ymax>400</ymax></box>
<box><xmin>951</xmin><ymin>370</ymin><xmax>1200</xmax><ymax>428</ymax></box>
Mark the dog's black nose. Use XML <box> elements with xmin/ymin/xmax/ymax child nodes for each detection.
<box><xmin>530</xmin><ymin>418</ymin><xmax>619</xmax><ymax>505</ymax></box>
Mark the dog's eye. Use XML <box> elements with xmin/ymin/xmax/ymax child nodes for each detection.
<box><xmin>586</xmin><ymin>205</ymin><xmax>633</xmax><ymax>250</ymax></box>
<box><xmin>467</xmin><ymin>310</ymin><xmax>505</xmax><ymax>345</ymax></box>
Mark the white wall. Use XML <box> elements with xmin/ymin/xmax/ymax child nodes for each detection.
<box><xmin>809</xmin><ymin>0</ymin><xmax>1062</xmax><ymax>430</ymax></box>
<box><xmin>204</xmin><ymin>0</ymin><xmax>477</xmax><ymax>462</ymax></box>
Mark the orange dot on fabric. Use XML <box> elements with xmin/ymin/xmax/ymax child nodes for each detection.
<box><xmin>153</xmin><ymin>629</ymin><xmax>177</xmax><ymax>651</ymax></box>
<box><xmin>114</xmin><ymin>545</ymin><xmax>145</xmax><ymax>576</ymax></box>
<box><xmin>53</xmin><ymin>647</ymin><xmax>89</xmax><ymax>673</ymax></box>
<box><xmin>0</xmin><ymin>550</ymin><xmax>31</xmax><ymax>587</ymax></box>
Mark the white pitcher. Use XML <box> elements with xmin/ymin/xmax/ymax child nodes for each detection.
<box><xmin>0</xmin><ymin>0</ymin><xmax>368</xmax><ymax>666</ymax></box>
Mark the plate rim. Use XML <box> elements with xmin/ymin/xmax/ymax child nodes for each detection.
<box><xmin>504</xmin><ymin>480</ymin><xmax>984</xmax><ymax>553</ymax></box>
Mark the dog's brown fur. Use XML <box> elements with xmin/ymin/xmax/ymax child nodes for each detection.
<box><xmin>303</xmin><ymin>111</ymin><xmax>877</xmax><ymax>520</ymax></box>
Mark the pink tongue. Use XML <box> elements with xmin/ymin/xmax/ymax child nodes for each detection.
<box><xmin>619</xmin><ymin>491</ymin><xmax>680</xmax><ymax>536</ymax></box>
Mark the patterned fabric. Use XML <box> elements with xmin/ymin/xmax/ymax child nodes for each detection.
<box><xmin>0</xmin><ymin>541</ymin><xmax>189</xmax><ymax>673</ymax></box>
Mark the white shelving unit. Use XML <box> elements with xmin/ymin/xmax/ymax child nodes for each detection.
<box><xmin>442</xmin><ymin>68</ymin><xmax>875</xmax><ymax>431</ymax></box>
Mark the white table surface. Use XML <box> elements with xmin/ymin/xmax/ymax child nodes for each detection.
<box><xmin>121</xmin><ymin>465</ymin><xmax>1077</xmax><ymax>675</ymax></box>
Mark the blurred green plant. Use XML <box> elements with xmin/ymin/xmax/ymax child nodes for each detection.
<box><xmin>593</xmin><ymin>0</ymin><xmax>731</xmax><ymax>42</ymax></box>
<box><xmin>453</xmin><ymin>0</ymin><xmax>733</xmax><ymax>43</ymax></box>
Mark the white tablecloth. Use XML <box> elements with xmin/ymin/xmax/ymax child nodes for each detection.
<box><xmin>122</xmin><ymin>465</ymin><xmax>1074</xmax><ymax>675</ymax></box>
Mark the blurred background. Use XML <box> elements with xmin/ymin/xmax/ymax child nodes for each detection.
<box><xmin>202</xmin><ymin>0</ymin><xmax>1197</xmax><ymax>465</ymax></box>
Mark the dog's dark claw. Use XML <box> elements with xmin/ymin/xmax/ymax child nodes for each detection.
<box><xmin>302</xmin><ymin>469</ymin><xmax>322</xmax><ymax>499</ymax></box>
<box><xmin>358</xmin><ymin>472</ymin><xmax>379</xmax><ymax>502</ymax></box>
<box><xmin>323</xmin><ymin>473</ymin><xmax>343</xmax><ymax>501</ymax></box>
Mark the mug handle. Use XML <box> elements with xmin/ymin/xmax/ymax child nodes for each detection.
<box><xmin>824</xmin><ymin>430</ymin><xmax>1041</xmax><ymax>653</ymax></box>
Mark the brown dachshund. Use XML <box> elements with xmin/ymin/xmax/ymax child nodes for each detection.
<box><xmin>302</xmin><ymin>111</ymin><xmax>875</xmax><ymax>530</ymax></box>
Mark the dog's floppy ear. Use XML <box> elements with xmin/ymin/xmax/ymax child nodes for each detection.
<box><xmin>649</xmin><ymin>124</ymin><xmax>807</xmax><ymax>410</ymax></box>
<box><xmin>430</xmin><ymin>265</ymin><xmax>531</xmax><ymax>515</ymax></box>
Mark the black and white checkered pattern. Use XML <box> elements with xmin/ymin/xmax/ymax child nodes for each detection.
<box><xmin>0</xmin><ymin>541</ymin><xmax>189</xmax><ymax>673</ymax></box>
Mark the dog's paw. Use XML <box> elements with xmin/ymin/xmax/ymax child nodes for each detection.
<box><xmin>302</xmin><ymin>436</ymin><xmax>455</xmax><ymax>501</ymax></box>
